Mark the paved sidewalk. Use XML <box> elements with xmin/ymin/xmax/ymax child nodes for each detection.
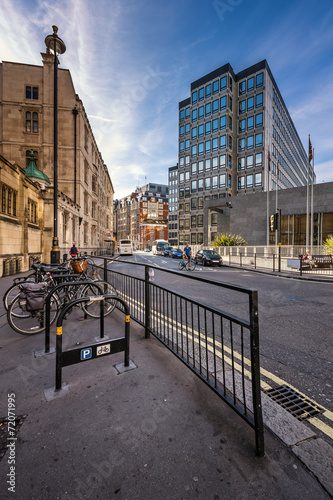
<box><xmin>0</xmin><ymin>273</ymin><xmax>331</xmax><ymax>500</ymax></box>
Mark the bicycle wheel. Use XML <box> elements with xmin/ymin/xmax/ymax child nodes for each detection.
<box><xmin>187</xmin><ymin>259</ymin><xmax>196</xmax><ymax>271</ymax></box>
<box><xmin>80</xmin><ymin>281</ymin><xmax>117</xmax><ymax>318</ymax></box>
<box><xmin>178</xmin><ymin>261</ymin><xmax>185</xmax><ymax>270</ymax></box>
<box><xmin>3</xmin><ymin>280</ymin><xmax>37</xmax><ymax>312</ymax></box>
<box><xmin>7</xmin><ymin>295</ymin><xmax>59</xmax><ymax>335</ymax></box>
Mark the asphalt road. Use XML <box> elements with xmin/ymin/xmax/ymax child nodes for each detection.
<box><xmin>108</xmin><ymin>251</ymin><xmax>333</xmax><ymax>447</ymax></box>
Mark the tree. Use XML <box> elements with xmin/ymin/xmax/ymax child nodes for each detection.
<box><xmin>323</xmin><ymin>236</ymin><xmax>333</xmax><ymax>254</ymax></box>
<box><xmin>212</xmin><ymin>233</ymin><xmax>247</xmax><ymax>247</ymax></box>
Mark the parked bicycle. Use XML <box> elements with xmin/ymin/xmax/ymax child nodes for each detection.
<box><xmin>6</xmin><ymin>257</ymin><xmax>117</xmax><ymax>335</ymax></box>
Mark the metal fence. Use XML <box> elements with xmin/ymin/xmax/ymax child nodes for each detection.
<box><xmin>87</xmin><ymin>257</ymin><xmax>264</xmax><ymax>457</ymax></box>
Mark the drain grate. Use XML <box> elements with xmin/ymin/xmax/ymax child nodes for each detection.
<box><xmin>264</xmin><ymin>385</ymin><xmax>321</xmax><ymax>420</ymax></box>
<box><xmin>0</xmin><ymin>415</ymin><xmax>27</xmax><ymax>461</ymax></box>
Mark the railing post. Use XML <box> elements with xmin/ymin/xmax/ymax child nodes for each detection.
<box><xmin>145</xmin><ymin>265</ymin><xmax>151</xmax><ymax>339</ymax></box>
<box><xmin>300</xmin><ymin>257</ymin><xmax>303</xmax><ymax>276</ymax></box>
<box><xmin>273</xmin><ymin>253</ymin><xmax>275</xmax><ymax>272</ymax></box>
<box><xmin>254</xmin><ymin>253</ymin><xmax>257</xmax><ymax>270</ymax></box>
<box><xmin>104</xmin><ymin>258</ymin><xmax>108</xmax><ymax>282</ymax></box>
<box><xmin>278</xmin><ymin>244</ymin><xmax>281</xmax><ymax>273</ymax></box>
<box><xmin>249</xmin><ymin>290</ymin><xmax>265</xmax><ymax>457</ymax></box>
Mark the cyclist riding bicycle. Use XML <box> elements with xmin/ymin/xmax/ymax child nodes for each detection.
<box><xmin>183</xmin><ymin>243</ymin><xmax>192</xmax><ymax>262</ymax></box>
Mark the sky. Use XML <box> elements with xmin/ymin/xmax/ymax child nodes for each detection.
<box><xmin>0</xmin><ymin>0</ymin><xmax>333</xmax><ymax>199</ymax></box>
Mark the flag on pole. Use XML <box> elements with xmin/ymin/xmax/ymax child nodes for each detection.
<box><xmin>308</xmin><ymin>136</ymin><xmax>313</xmax><ymax>163</ymax></box>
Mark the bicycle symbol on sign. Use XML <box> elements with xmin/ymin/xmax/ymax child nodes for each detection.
<box><xmin>97</xmin><ymin>344</ymin><xmax>111</xmax><ymax>356</ymax></box>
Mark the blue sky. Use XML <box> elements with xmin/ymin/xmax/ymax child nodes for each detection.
<box><xmin>1</xmin><ymin>0</ymin><xmax>333</xmax><ymax>199</ymax></box>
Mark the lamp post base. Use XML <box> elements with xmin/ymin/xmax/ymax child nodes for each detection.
<box><xmin>51</xmin><ymin>237</ymin><xmax>60</xmax><ymax>264</ymax></box>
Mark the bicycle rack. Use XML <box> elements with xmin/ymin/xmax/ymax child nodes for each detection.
<box><xmin>44</xmin><ymin>280</ymin><xmax>111</xmax><ymax>354</ymax></box>
<box><xmin>55</xmin><ymin>294</ymin><xmax>130</xmax><ymax>391</ymax></box>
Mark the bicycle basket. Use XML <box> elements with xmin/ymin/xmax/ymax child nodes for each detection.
<box><xmin>70</xmin><ymin>260</ymin><xmax>88</xmax><ymax>274</ymax></box>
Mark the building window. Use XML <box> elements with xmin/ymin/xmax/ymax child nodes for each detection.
<box><xmin>191</xmin><ymin>145</ymin><xmax>197</xmax><ymax>157</ymax></box>
<box><xmin>205</xmin><ymin>103</ymin><xmax>211</xmax><ymax>116</ymax></box>
<box><xmin>26</xmin><ymin>111</ymin><xmax>38</xmax><ymax>133</ymax></box>
<box><xmin>192</xmin><ymin>162</ymin><xmax>197</xmax><ymax>174</ymax></box>
<box><xmin>220</xmin><ymin>135</ymin><xmax>226</xmax><ymax>149</ymax></box>
<box><xmin>238</xmin><ymin>176</ymin><xmax>245</xmax><ymax>190</ymax></box>
<box><xmin>191</xmin><ymin>180</ymin><xmax>197</xmax><ymax>192</ymax></box>
<box><xmin>198</xmin><ymin>106</ymin><xmax>204</xmax><ymax>119</ymax></box>
<box><xmin>212</xmin><ymin>138</ymin><xmax>218</xmax><ymax>151</ymax></box>
<box><xmin>256</xmin><ymin>73</ymin><xmax>263</xmax><ymax>87</ymax></box>
<box><xmin>185</xmin><ymin>123</ymin><xmax>190</xmax><ymax>135</ymax></box>
<box><xmin>239</xmin><ymin>81</ymin><xmax>246</xmax><ymax>95</ymax></box>
<box><xmin>205</xmin><ymin>84</ymin><xmax>211</xmax><ymax>97</ymax></box>
<box><xmin>192</xmin><ymin>127</ymin><xmax>197</xmax><ymax>139</ymax></box>
<box><xmin>256</xmin><ymin>93</ymin><xmax>263</xmax><ymax>107</ymax></box>
<box><xmin>213</xmin><ymin>99</ymin><xmax>219</xmax><ymax>113</ymax></box>
<box><xmin>246</xmin><ymin>174</ymin><xmax>253</xmax><ymax>188</ymax></box>
<box><xmin>179</xmin><ymin>125</ymin><xmax>184</xmax><ymax>137</ymax></box>
<box><xmin>2</xmin><ymin>185</ymin><xmax>6</xmax><ymax>213</ymax></box>
<box><xmin>219</xmin><ymin>174</ymin><xmax>226</xmax><ymax>187</ymax></box>
<box><xmin>198</xmin><ymin>197</ymin><xmax>203</xmax><ymax>209</ymax></box>
<box><xmin>198</xmin><ymin>179</ymin><xmax>203</xmax><ymax>191</ymax></box>
<box><xmin>255</xmin><ymin>153</ymin><xmax>263</xmax><ymax>166</ymax></box>
<box><xmin>191</xmin><ymin>198</ymin><xmax>197</xmax><ymax>209</ymax></box>
<box><xmin>220</xmin><ymin>96</ymin><xmax>227</xmax><ymax>110</ymax></box>
<box><xmin>26</xmin><ymin>86</ymin><xmax>38</xmax><ymax>99</ymax></box>
<box><xmin>199</xmin><ymin>88</ymin><xmax>204</xmax><ymax>100</ymax></box>
<box><xmin>247</xmin><ymin>97</ymin><xmax>254</xmax><ymax>111</ymax></box>
<box><xmin>212</xmin><ymin>156</ymin><xmax>218</xmax><ymax>169</ymax></box>
<box><xmin>247</xmin><ymin>116</ymin><xmax>254</xmax><ymax>130</ymax></box>
<box><xmin>192</xmin><ymin>109</ymin><xmax>197</xmax><ymax>122</ymax></box>
<box><xmin>220</xmin><ymin>76</ymin><xmax>227</xmax><ymax>90</ymax></box>
<box><xmin>185</xmin><ymin>107</ymin><xmax>190</xmax><ymax>119</ymax></box>
<box><xmin>239</xmin><ymin>119</ymin><xmax>245</xmax><ymax>133</ymax></box>
<box><xmin>239</xmin><ymin>138</ymin><xmax>245</xmax><ymax>151</ymax></box>
<box><xmin>205</xmin><ymin>140</ymin><xmax>211</xmax><ymax>153</ymax></box>
<box><xmin>180</xmin><ymin>109</ymin><xmax>185</xmax><ymax>121</ymax></box>
<box><xmin>197</xmin><ymin>233</ymin><xmax>203</xmax><ymax>245</ymax></box>
<box><xmin>213</xmin><ymin>80</ymin><xmax>219</xmax><ymax>94</ymax></box>
<box><xmin>179</xmin><ymin>157</ymin><xmax>184</xmax><ymax>167</ymax></box>
<box><xmin>255</xmin><ymin>113</ymin><xmax>263</xmax><ymax>127</ymax></box>
<box><xmin>192</xmin><ymin>91</ymin><xmax>197</xmax><ymax>103</ymax></box>
<box><xmin>185</xmin><ymin>140</ymin><xmax>190</xmax><ymax>151</ymax></box>
<box><xmin>28</xmin><ymin>199</ymin><xmax>37</xmax><ymax>223</ymax></box>
<box><xmin>218</xmin><ymin>116</ymin><xmax>226</xmax><ymax>131</ymax></box>
<box><xmin>247</xmin><ymin>136</ymin><xmax>254</xmax><ymax>149</ymax></box>
<box><xmin>247</xmin><ymin>77</ymin><xmax>254</xmax><ymax>91</ymax></box>
<box><xmin>179</xmin><ymin>141</ymin><xmax>184</xmax><ymax>152</ymax></box>
<box><xmin>205</xmin><ymin>122</ymin><xmax>211</xmax><ymax>135</ymax></box>
<box><xmin>198</xmin><ymin>161</ymin><xmax>204</xmax><ymax>172</ymax></box>
<box><xmin>198</xmin><ymin>215</ymin><xmax>203</xmax><ymax>227</ymax></box>
<box><xmin>246</xmin><ymin>155</ymin><xmax>254</xmax><ymax>168</ymax></box>
<box><xmin>92</xmin><ymin>175</ymin><xmax>97</xmax><ymax>193</ymax></box>
<box><xmin>239</xmin><ymin>100</ymin><xmax>246</xmax><ymax>114</ymax></box>
<box><xmin>211</xmin><ymin>213</ymin><xmax>218</xmax><ymax>225</ymax></box>
<box><xmin>238</xmin><ymin>158</ymin><xmax>245</xmax><ymax>170</ymax></box>
<box><xmin>212</xmin><ymin>176</ymin><xmax>218</xmax><ymax>189</ymax></box>
<box><xmin>220</xmin><ymin>154</ymin><xmax>226</xmax><ymax>168</ymax></box>
<box><xmin>205</xmin><ymin>159</ymin><xmax>211</xmax><ymax>171</ymax></box>
<box><xmin>212</xmin><ymin>119</ymin><xmax>218</xmax><ymax>132</ymax></box>
<box><xmin>198</xmin><ymin>143</ymin><xmax>204</xmax><ymax>155</ymax></box>
<box><xmin>255</xmin><ymin>173</ymin><xmax>262</xmax><ymax>186</ymax></box>
<box><xmin>255</xmin><ymin>133</ymin><xmax>263</xmax><ymax>146</ymax></box>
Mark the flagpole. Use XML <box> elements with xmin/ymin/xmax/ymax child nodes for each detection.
<box><xmin>267</xmin><ymin>150</ymin><xmax>270</xmax><ymax>247</ymax></box>
<box><xmin>275</xmin><ymin>158</ymin><xmax>278</xmax><ymax>250</ymax></box>
<box><xmin>306</xmin><ymin>135</ymin><xmax>310</xmax><ymax>250</ymax></box>
<box><xmin>310</xmin><ymin>148</ymin><xmax>314</xmax><ymax>253</ymax></box>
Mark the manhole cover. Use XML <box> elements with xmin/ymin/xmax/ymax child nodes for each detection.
<box><xmin>0</xmin><ymin>415</ymin><xmax>27</xmax><ymax>461</ymax></box>
<box><xmin>264</xmin><ymin>385</ymin><xmax>321</xmax><ymax>420</ymax></box>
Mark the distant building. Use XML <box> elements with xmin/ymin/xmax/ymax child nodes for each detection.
<box><xmin>177</xmin><ymin>59</ymin><xmax>313</xmax><ymax>246</ymax></box>
<box><xmin>0</xmin><ymin>53</ymin><xmax>114</xmax><ymax>265</ymax></box>
<box><xmin>114</xmin><ymin>183</ymin><xmax>169</xmax><ymax>250</ymax></box>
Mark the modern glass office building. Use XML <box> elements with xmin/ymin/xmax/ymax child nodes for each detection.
<box><xmin>177</xmin><ymin>60</ymin><xmax>311</xmax><ymax>246</ymax></box>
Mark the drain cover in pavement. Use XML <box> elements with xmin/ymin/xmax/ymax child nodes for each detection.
<box><xmin>0</xmin><ymin>415</ymin><xmax>27</xmax><ymax>461</ymax></box>
<box><xmin>265</xmin><ymin>385</ymin><xmax>321</xmax><ymax>420</ymax></box>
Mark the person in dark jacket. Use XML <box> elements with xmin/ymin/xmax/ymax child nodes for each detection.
<box><xmin>69</xmin><ymin>243</ymin><xmax>78</xmax><ymax>257</ymax></box>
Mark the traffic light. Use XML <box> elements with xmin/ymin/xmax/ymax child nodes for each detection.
<box><xmin>270</xmin><ymin>215</ymin><xmax>275</xmax><ymax>231</ymax></box>
<box><xmin>270</xmin><ymin>213</ymin><xmax>279</xmax><ymax>231</ymax></box>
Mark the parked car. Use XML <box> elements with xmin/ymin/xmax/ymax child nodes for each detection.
<box><xmin>170</xmin><ymin>248</ymin><xmax>183</xmax><ymax>259</ymax></box>
<box><xmin>195</xmin><ymin>249</ymin><xmax>223</xmax><ymax>266</ymax></box>
<box><xmin>163</xmin><ymin>246</ymin><xmax>173</xmax><ymax>257</ymax></box>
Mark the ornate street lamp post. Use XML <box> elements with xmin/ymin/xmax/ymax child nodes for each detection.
<box><xmin>45</xmin><ymin>26</ymin><xmax>66</xmax><ymax>263</ymax></box>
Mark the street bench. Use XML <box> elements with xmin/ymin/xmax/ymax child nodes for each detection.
<box><xmin>298</xmin><ymin>254</ymin><xmax>333</xmax><ymax>270</ymax></box>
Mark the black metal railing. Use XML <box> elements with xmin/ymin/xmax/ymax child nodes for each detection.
<box><xmin>86</xmin><ymin>256</ymin><xmax>264</xmax><ymax>457</ymax></box>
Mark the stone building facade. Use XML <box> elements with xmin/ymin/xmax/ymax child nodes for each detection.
<box><xmin>0</xmin><ymin>154</ymin><xmax>45</xmax><ymax>276</ymax></box>
<box><xmin>114</xmin><ymin>183</ymin><xmax>168</xmax><ymax>250</ymax></box>
<box><xmin>0</xmin><ymin>53</ymin><xmax>114</xmax><ymax>266</ymax></box>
